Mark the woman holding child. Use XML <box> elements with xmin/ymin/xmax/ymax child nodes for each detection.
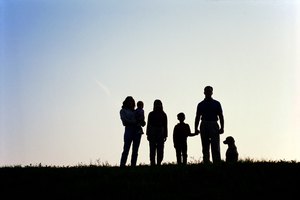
<box><xmin>119</xmin><ymin>96</ymin><xmax>145</xmax><ymax>167</ymax></box>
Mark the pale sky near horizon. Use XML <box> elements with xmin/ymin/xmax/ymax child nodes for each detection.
<box><xmin>1</xmin><ymin>0</ymin><xmax>300</xmax><ymax>166</ymax></box>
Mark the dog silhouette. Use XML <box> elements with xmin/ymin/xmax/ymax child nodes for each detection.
<box><xmin>223</xmin><ymin>136</ymin><xmax>238</xmax><ymax>163</ymax></box>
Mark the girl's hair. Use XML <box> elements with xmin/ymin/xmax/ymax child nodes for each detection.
<box><xmin>153</xmin><ymin>99</ymin><xmax>163</xmax><ymax>111</ymax></box>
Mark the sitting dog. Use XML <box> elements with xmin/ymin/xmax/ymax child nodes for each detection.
<box><xmin>223</xmin><ymin>136</ymin><xmax>238</xmax><ymax>163</ymax></box>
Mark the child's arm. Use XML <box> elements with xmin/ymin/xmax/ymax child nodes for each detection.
<box><xmin>187</xmin><ymin>124</ymin><xmax>199</xmax><ymax>137</ymax></box>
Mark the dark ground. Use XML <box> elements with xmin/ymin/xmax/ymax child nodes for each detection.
<box><xmin>1</xmin><ymin>161</ymin><xmax>300</xmax><ymax>199</ymax></box>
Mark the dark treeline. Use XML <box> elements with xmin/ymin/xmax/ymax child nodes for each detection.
<box><xmin>1</xmin><ymin>161</ymin><xmax>300</xmax><ymax>199</ymax></box>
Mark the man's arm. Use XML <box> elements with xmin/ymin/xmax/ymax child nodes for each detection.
<box><xmin>219</xmin><ymin>113</ymin><xmax>224</xmax><ymax>134</ymax></box>
<box><xmin>218</xmin><ymin>102</ymin><xmax>224</xmax><ymax>134</ymax></box>
<box><xmin>146</xmin><ymin>113</ymin><xmax>151</xmax><ymax>136</ymax></box>
<box><xmin>194</xmin><ymin>114</ymin><xmax>200</xmax><ymax>134</ymax></box>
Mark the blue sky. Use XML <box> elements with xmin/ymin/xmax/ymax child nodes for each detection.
<box><xmin>1</xmin><ymin>0</ymin><xmax>300</xmax><ymax>166</ymax></box>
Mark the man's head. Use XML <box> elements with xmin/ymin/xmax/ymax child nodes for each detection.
<box><xmin>204</xmin><ymin>86</ymin><xmax>213</xmax><ymax>97</ymax></box>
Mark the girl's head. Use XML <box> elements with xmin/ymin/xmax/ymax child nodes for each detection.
<box><xmin>153</xmin><ymin>99</ymin><xmax>163</xmax><ymax>111</ymax></box>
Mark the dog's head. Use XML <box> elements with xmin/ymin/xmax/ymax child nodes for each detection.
<box><xmin>223</xmin><ymin>136</ymin><xmax>235</xmax><ymax>145</ymax></box>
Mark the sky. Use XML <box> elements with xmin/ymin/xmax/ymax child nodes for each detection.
<box><xmin>1</xmin><ymin>0</ymin><xmax>300</xmax><ymax>166</ymax></box>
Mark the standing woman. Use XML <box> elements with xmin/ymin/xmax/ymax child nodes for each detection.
<box><xmin>120</xmin><ymin>96</ymin><xmax>141</xmax><ymax>167</ymax></box>
<box><xmin>146</xmin><ymin>99</ymin><xmax>168</xmax><ymax>166</ymax></box>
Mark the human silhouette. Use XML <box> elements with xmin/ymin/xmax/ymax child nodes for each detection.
<box><xmin>119</xmin><ymin>96</ymin><xmax>143</xmax><ymax>167</ymax></box>
<box><xmin>194</xmin><ymin>86</ymin><xmax>224</xmax><ymax>164</ymax></box>
<box><xmin>173</xmin><ymin>112</ymin><xmax>198</xmax><ymax>165</ymax></box>
<box><xmin>146</xmin><ymin>99</ymin><xmax>168</xmax><ymax>166</ymax></box>
<box><xmin>135</xmin><ymin>101</ymin><xmax>146</xmax><ymax>135</ymax></box>
<box><xmin>223</xmin><ymin>136</ymin><xmax>238</xmax><ymax>163</ymax></box>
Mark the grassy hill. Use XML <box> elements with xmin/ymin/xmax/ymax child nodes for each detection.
<box><xmin>1</xmin><ymin>161</ymin><xmax>300</xmax><ymax>199</ymax></box>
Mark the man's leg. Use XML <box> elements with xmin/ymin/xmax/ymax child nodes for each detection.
<box><xmin>200</xmin><ymin>122</ymin><xmax>211</xmax><ymax>164</ymax></box>
<box><xmin>211</xmin><ymin>123</ymin><xmax>221</xmax><ymax>163</ymax></box>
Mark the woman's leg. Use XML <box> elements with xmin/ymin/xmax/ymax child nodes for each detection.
<box><xmin>120</xmin><ymin>127</ymin><xmax>133</xmax><ymax>167</ymax></box>
<box><xmin>131</xmin><ymin>133</ymin><xmax>142</xmax><ymax>166</ymax></box>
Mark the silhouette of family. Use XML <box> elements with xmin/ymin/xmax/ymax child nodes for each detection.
<box><xmin>119</xmin><ymin>86</ymin><xmax>238</xmax><ymax>167</ymax></box>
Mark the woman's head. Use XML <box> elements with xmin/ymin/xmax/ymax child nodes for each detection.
<box><xmin>122</xmin><ymin>96</ymin><xmax>135</xmax><ymax>110</ymax></box>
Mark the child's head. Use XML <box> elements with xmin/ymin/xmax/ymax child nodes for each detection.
<box><xmin>177</xmin><ymin>112</ymin><xmax>185</xmax><ymax>122</ymax></box>
<box><xmin>137</xmin><ymin>101</ymin><xmax>144</xmax><ymax>109</ymax></box>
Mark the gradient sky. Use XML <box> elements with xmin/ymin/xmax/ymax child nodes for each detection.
<box><xmin>1</xmin><ymin>0</ymin><xmax>300</xmax><ymax>166</ymax></box>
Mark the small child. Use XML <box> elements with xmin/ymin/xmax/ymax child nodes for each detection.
<box><xmin>135</xmin><ymin>101</ymin><xmax>146</xmax><ymax>134</ymax></box>
<box><xmin>173</xmin><ymin>112</ymin><xmax>198</xmax><ymax>165</ymax></box>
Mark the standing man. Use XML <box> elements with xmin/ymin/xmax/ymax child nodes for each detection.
<box><xmin>194</xmin><ymin>86</ymin><xmax>224</xmax><ymax>164</ymax></box>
